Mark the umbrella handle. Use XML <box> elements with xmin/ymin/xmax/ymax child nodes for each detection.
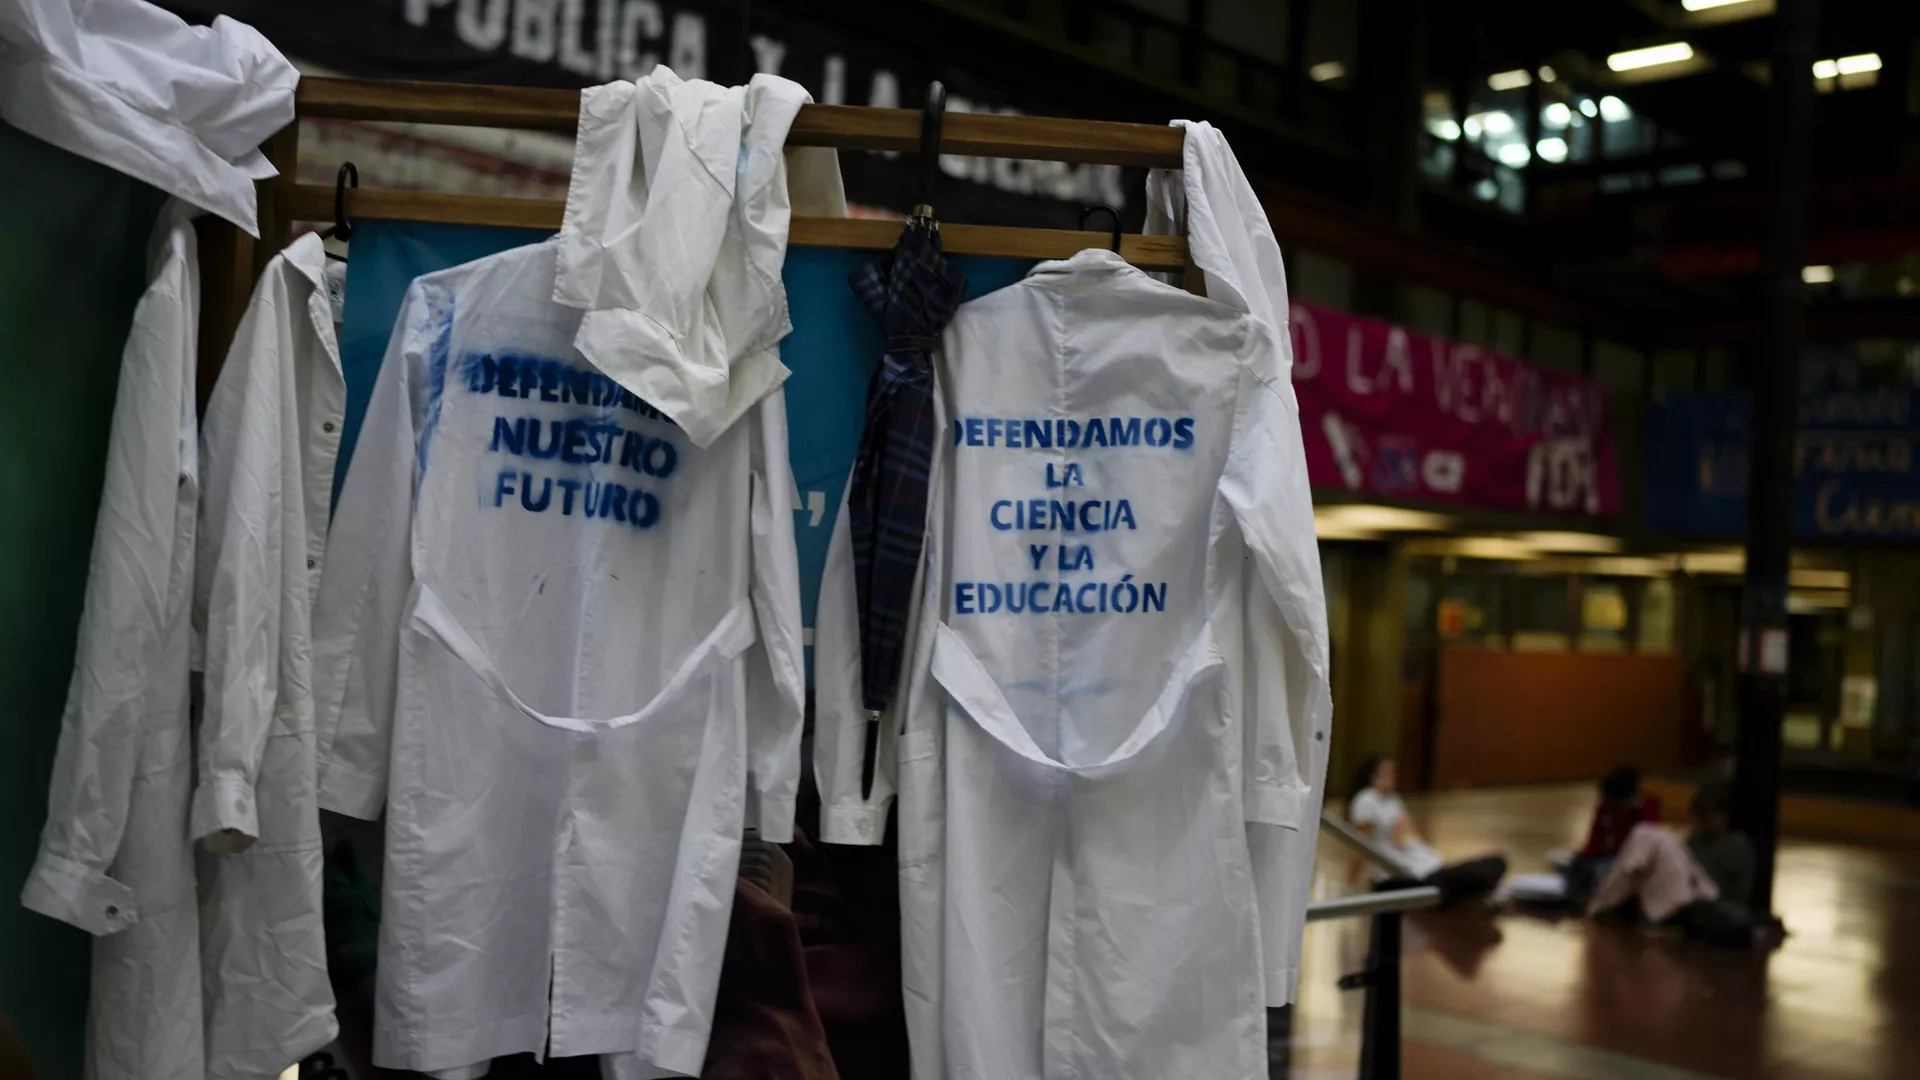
<box><xmin>916</xmin><ymin>81</ymin><xmax>946</xmax><ymax>218</ymax></box>
<box><xmin>1079</xmin><ymin>204</ymin><xmax>1122</xmax><ymax>253</ymax></box>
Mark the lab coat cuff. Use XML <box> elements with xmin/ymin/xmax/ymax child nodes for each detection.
<box><xmin>190</xmin><ymin>772</ymin><xmax>259</xmax><ymax>851</ymax></box>
<box><xmin>19</xmin><ymin>850</ymin><xmax>138</xmax><ymax>936</ymax></box>
<box><xmin>317</xmin><ymin>759</ymin><xmax>386</xmax><ymax>820</ymax></box>
<box><xmin>1265</xmin><ymin>964</ymin><xmax>1300</xmax><ymax>1008</ymax></box>
<box><xmin>821</xmin><ymin>803</ymin><xmax>889</xmax><ymax>847</ymax></box>
<box><xmin>1246</xmin><ymin>782</ymin><xmax>1308</xmax><ymax>830</ymax></box>
<box><xmin>755</xmin><ymin>795</ymin><xmax>797</xmax><ymax>844</ymax></box>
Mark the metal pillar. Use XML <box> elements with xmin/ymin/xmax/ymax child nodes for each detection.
<box><xmin>1732</xmin><ymin>0</ymin><xmax>1820</xmax><ymax>914</ymax></box>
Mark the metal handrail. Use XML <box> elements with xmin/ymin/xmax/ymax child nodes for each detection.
<box><xmin>1305</xmin><ymin>885</ymin><xmax>1441</xmax><ymax>922</ymax></box>
<box><xmin>1319</xmin><ymin>809</ymin><xmax>1423</xmax><ymax>881</ymax></box>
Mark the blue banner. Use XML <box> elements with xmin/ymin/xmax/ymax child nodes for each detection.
<box><xmin>1645</xmin><ymin>388</ymin><xmax>1920</xmax><ymax>541</ymax></box>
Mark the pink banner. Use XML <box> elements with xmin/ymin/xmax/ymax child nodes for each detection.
<box><xmin>1287</xmin><ymin>300</ymin><xmax>1619</xmax><ymax>516</ymax></box>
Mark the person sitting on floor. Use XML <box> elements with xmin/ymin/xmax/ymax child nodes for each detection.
<box><xmin>1563</xmin><ymin>765</ymin><xmax>1663</xmax><ymax>903</ymax></box>
<box><xmin>1347</xmin><ymin>752</ymin><xmax>1507</xmax><ymax>907</ymax></box>
<box><xmin>1585</xmin><ymin>787</ymin><xmax>1756</xmax><ymax>948</ymax></box>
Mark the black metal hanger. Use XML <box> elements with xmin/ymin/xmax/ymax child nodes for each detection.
<box><xmin>1078</xmin><ymin>204</ymin><xmax>1123</xmax><ymax>253</ymax></box>
<box><xmin>913</xmin><ymin>81</ymin><xmax>946</xmax><ymax>223</ymax></box>
<box><xmin>320</xmin><ymin>162</ymin><xmax>358</xmax><ymax>258</ymax></box>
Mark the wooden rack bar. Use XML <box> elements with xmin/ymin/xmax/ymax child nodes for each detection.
<box><xmin>279</xmin><ymin>183</ymin><xmax>1192</xmax><ymax>271</ymax></box>
<box><xmin>296</xmin><ymin>77</ymin><xmax>1187</xmax><ymax>168</ymax></box>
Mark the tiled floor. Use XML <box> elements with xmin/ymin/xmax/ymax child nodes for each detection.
<box><xmin>1287</xmin><ymin>784</ymin><xmax>1920</xmax><ymax>1080</ymax></box>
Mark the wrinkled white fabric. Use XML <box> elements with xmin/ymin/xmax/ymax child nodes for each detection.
<box><xmin>20</xmin><ymin>200</ymin><xmax>205</xmax><ymax>1080</ymax></box>
<box><xmin>313</xmin><ymin>240</ymin><xmax>805</xmax><ymax>1077</ymax></box>
<box><xmin>1148</xmin><ymin>119</ymin><xmax>1332</xmax><ymax>1008</ymax></box>
<box><xmin>554</xmin><ymin>68</ymin><xmax>844</xmax><ymax>449</ymax></box>
<box><xmin>0</xmin><ymin>0</ymin><xmax>296</xmax><ymax>235</ymax></box>
<box><xmin>815</xmin><ymin>247</ymin><xmax>1332</xmax><ymax>1079</ymax></box>
<box><xmin>192</xmin><ymin>231</ymin><xmax>345</xmax><ymax>1078</ymax></box>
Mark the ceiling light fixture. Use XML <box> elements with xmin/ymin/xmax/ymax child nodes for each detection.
<box><xmin>1681</xmin><ymin>0</ymin><xmax>1754</xmax><ymax>9</ymax></box>
<box><xmin>1579</xmin><ymin>98</ymin><xmax>1599</xmax><ymax>117</ymax></box>
<box><xmin>1835</xmin><ymin>53</ymin><xmax>1882</xmax><ymax>75</ymax></box>
<box><xmin>1607</xmin><ymin>42</ymin><xmax>1695</xmax><ymax>72</ymax></box>
<box><xmin>1488</xmin><ymin>69</ymin><xmax>1533</xmax><ymax>91</ymax></box>
<box><xmin>1314</xmin><ymin>505</ymin><xmax>1455</xmax><ymax>533</ymax></box>
<box><xmin>1497</xmin><ymin>142</ymin><xmax>1531</xmax><ymax>168</ymax></box>
<box><xmin>1802</xmin><ymin>265</ymin><xmax>1835</xmax><ymax>284</ymax></box>
<box><xmin>1537</xmin><ymin>65</ymin><xmax>1558</xmax><ymax>82</ymax></box>
<box><xmin>1513</xmin><ymin>531</ymin><xmax>1625</xmax><ymax>554</ymax></box>
<box><xmin>1544</xmin><ymin>102</ymin><xmax>1573</xmax><ymax>126</ymax></box>
<box><xmin>1599</xmin><ymin>95</ymin><xmax>1633</xmax><ymax>122</ymax></box>
<box><xmin>1537</xmin><ymin>137</ymin><xmax>1569</xmax><ymax>163</ymax></box>
<box><xmin>1309</xmin><ymin>61</ymin><xmax>1346</xmax><ymax>83</ymax></box>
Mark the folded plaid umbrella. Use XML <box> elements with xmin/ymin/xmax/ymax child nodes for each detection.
<box><xmin>847</xmin><ymin>215</ymin><xmax>967</xmax><ymax>798</ymax></box>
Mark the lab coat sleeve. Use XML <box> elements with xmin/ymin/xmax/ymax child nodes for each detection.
<box><xmin>312</xmin><ymin>284</ymin><xmax>429</xmax><ymax>820</ymax></box>
<box><xmin>21</xmin><ymin>223</ymin><xmax>197</xmax><ymax>935</ymax></box>
<box><xmin>188</xmin><ymin>259</ymin><xmax>291</xmax><ymax>851</ymax></box>
<box><xmin>811</xmin><ymin>477</ymin><xmax>894</xmax><ymax>846</ymax></box>
<box><xmin>744</xmin><ymin>390</ymin><xmax>806</xmax><ymax>842</ymax></box>
<box><xmin>1219</xmin><ymin>325</ymin><xmax>1333</xmax><ymax>1007</ymax></box>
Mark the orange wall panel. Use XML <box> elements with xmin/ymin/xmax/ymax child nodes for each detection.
<box><xmin>1434</xmin><ymin>647</ymin><xmax>1685</xmax><ymax>790</ymax></box>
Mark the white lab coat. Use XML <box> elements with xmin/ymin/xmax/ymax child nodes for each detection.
<box><xmin>20</xmin><ymin>201</ymin><xmax>205</xmax><ymax>1080</ymax></box>
<box><xmin>555</xmin><ymin>68</ymin><xmax>845</xmax><ymax>449</ymax></box>
<box><xmin>312</xmin><ymin>239</ymin><xmax>806</xmax><ymax>1077</ymax></box>
<box><xmin>1147</xmin><ymin>119</ymin><xmax>1334</xmax><ymax>1009</ymax></box>
<box><xmin>192</xmin><ymin>231</ymin><xmax>346</xmax><ymax>1078</ymax></box>
<box><xmin>814</xmin><ymin>248</ymin><xmax>1332</xmax><ymax>1080</ymax></box>
<box><xmin>0</xmin><ymin>0</ymin><xmax>296</xmax><ymax>235</ymax></box>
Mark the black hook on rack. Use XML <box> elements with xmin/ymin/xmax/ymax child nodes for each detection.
<box><xmin>1078</xmin><ymin>204</ymin><xmax>1123</xmax><ymax>253</ymax></box>
<box><xmin>325</xmin><ymin>162</ymin><xmax>360</xmax><ymax>243</ymax></box>
<box><xmin>915</xmin><ymin>81</ymin><xmax>946</xmax><ymax>218</ymax></box>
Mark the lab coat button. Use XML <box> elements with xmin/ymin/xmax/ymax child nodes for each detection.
<box><xmin>323</xmin><ymin>421</ymin><xmax>336</xmax><ymax>433</ymax></box>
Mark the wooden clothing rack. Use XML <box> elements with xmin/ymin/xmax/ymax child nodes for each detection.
<box><xmin>198</xmin><ymin>76</ymin><xmax>1194</xmax><ymax>400</ymax></box>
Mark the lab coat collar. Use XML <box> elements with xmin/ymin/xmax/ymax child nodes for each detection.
<box><xmin>281</xmin><ymin>232</ymin><xmax>330</xmax><ymax>291</ymax></box>
<box><xmin>1025</xmin><ymin>246</ymin><xmax>1139</xmax><ymax>280</ymax></box>
<box><xmin>0</xmin><ymin>1</ymin><xmax>297</xmax><ymax>236</ymax></box>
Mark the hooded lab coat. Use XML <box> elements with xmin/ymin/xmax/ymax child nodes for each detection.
<box><xmin>310</xmin><ymin>237</ymin><xmax>807</xmax><ymax>1076</ymax></box>
<box><xmin>813</xmin><ymin>246</ymin><xmax>1330</xmax><ymax>1077</ymax></box>
<box><xmin>192</xmin><ymin>231</ymin><xmax>346</xmax><ymax>1078</ymax></box>
<box><xmin>21</xmin><ymin>201</ymin><xmax>205</xmax><ymax>1080</ymax></box>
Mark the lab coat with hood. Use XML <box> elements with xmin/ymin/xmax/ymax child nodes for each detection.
<box><xmin>20</xmin><ymin>201</ymin><xmax>205</xmax><ymax>1080</ymax></box>
<box><xmin>312</xmin><ymin>70</ymin><xmax>839</xmax><ymax>1078</ymax></box>
<box><xmin>813</xmin><ymin>132</ymin><xmax>1330</xmax><ymax>1079</ymax></box>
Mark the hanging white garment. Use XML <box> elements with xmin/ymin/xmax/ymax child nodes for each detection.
<box><xmin>192</xmin><ymin>231</ymin><xmax>346</xmax><ymax>1078</ymax></box>
<box><xmin>312</xmin><ymin>238</ymin><xmax>806</xmax><ymax>1076</ymax></box>
<box><xmin>19</xmin><ymin>200</ymin><xmax>205</xmax><ymax>1080</ymax></box>
<box><xmin>0</xmin><ymin>0</ymin><xmax>296</xmax><ymax>235</ymax></box>
<box><xmin>554</xmin><ymin>68</ymin><xmax>845</xmax><ymax>449</ymax></box>
<box><xmin>1147</xmin><ymin>119</ymin><xmax>1333</xmax><ymax>1009</ymax></box>
<box><xmin>814</xmin><ymin>247</ymin><xmax>1332</xmax><ymax>1080</ymax></box>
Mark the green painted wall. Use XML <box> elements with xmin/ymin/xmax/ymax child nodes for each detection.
<box><xmin>0</xmin><ymin>121</ymin><xmax>167</xmax><ymax>1079</ymax></box>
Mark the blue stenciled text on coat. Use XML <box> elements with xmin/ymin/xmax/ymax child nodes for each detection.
<box><xmin>462</xmin><ymin>351</ymin><xmax>680</xmax><ymax>530</ymax></box>
<box><xmin>950</xmin><ymin>412</ymin><xmax>1188</xmax><ymax>618</ymax></box>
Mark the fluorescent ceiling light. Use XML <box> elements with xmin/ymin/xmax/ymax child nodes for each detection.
<box><xmin>1584</xmin><ymin>556</ymin><xmax>1673</xmax><ymax>578</ymax></box>
<box><xmin>1475</xmin><ymin>110</ymin><xmax>1516</xmax><ymax>136</ymax></box>
<box><xmin>1544</xmin><ymin>102</ymin><xmax>1573</xmax><ymax>126</ymax></box>
<box><xmin>1536</xmin><ymin>137</ymin><xmax>1569</xmax><ymax>163</ymax></box>
<box><xmin>1681</xmin><ymin>550</ymin><xmax>1745</xmax><ymax>575</ymax></box>
<box><xmin>1579</xmin><ymin>98</ymin><xmax>1599</xmax><ymax>117</ymax></box>
<box><xmin>1463</xmin><ymin>115</ymin><xmax>1483</xmax><ymax>139</ymax></box>
<box><xmin>1538</xmin><ymin>65</ymin><xmax>1558</xmax><ymax>82</ymax></box>
<box><xmin>1315</xmin><ymin>505</ymin><xmax>1453</xmax><ymax>533</ymax></box>
<box><xmin>1598</xmin><ymin>95</ymin><xmax>1633</xmax><ymax>122</ymax></box>
<box><xmin>1497</xmin><ymin>142</ymin><xmax>1531</xmax><ymax>168</ymax></box>
<box><xmin>1513</xmin><ymin>531</ymin><xmax>1624</xmax><ymax>554</ymax></box>
<box><xmin>1791</xmin><ymin>568</ymin><xmax>1850</xmax><ymax>590</ymax></box>
<box><xmin>1309</xmin><ymin>61</ymin><xmax>1346</xmax><ymax>83</ymax></box>
<box><xmin>1836</xmin><ymin>53</ymin><xmax>1882</xmax><ymax>75</ymax></box>
<box><xmin>1789</xmin><ymin>589</ymin><xmax>1851</xmax><ymax>613</ymax></box>
<box><xmin>1682</xmin><ymin>0</ymin><xmax>1753</xmax><ymax>9</ymax></box>
<box><xmin>1445</xmin><ymin>537</ymin><xmax>1542</xmax><ymax>561</ymax></box>
<box><xmin>1429</xmin><ymin>118</ymin><xmax>1462</xmax><ymax>141</ymax></box>
<box><xmin>1314</xmin><ymin>519</ymin><xmax>1381</xmax><ymax>542</ymax></box>
<box><xmin>1802</xmin><ymin>264</ymin><xmax>1835</xmax><ymax>284</ymax></box>
<box><xmin>1608</xmin><ymin>42</ymin><xmax>1695</xmax><ymax>72</ymax></box>
<box><xmin>1488</xmin><ymin>69</ymin><xmax>1532</xmax><ymax>91</ymax></box>
<box><xmin>1812</xmin><ymin>59</ymin><xmax>1839</xmax><ymax>79</ymax></box>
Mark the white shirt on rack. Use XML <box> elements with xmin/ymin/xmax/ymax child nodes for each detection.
<box><xmin>20</xmin><ymin>200</ymin><xmax>205</xmax><ymax>1080</ymax></box>
<box><xmin>192</xmin><ymin>230</ymin><xmax>347</xmax><ymax>1078</ymax></box>
<box><xmin>312</xmin><ymin>240</ymin><xmax>805</xmax><ymax>1077</ymax></box>
<box><xmin>814</xmin><ymin>247</ymin><xmax>1332</xmax><ymax>1080</ymax></box>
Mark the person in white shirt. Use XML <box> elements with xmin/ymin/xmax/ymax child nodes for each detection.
<box><xmin>1346</xmin><ymin>753</ymin><xmax>1506</xmax><ymax>906</ymax></box>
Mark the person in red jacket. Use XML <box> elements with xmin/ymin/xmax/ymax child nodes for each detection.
<box><xmin>1566</xmin><ymin>766</ymin><xmax>1663</xmax><ymax>902</ymax></box>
